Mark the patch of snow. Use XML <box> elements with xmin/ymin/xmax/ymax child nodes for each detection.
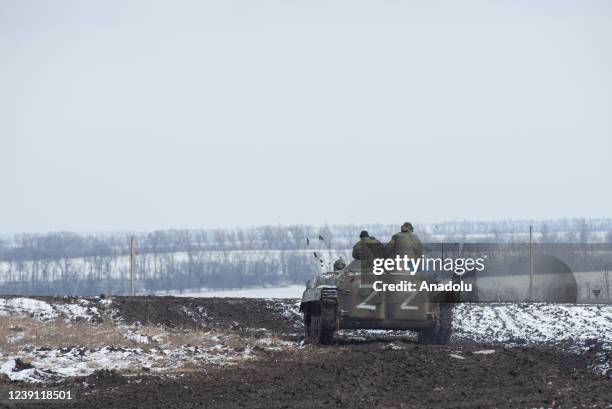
<box><xmin>0</xmin><ymin>298</ymin><xmax>57</xmax><ymax>320</ymax></box>
<box><xmin>53</xmin><ymin>303</ymin><xmax>97</xmax><ymax>322</ymax></box>
<box><xmin>124</xmin><ymin>331</ymin><xmax>151</xmax><ymax>344</ymax></box>
<box><xmin>0</xmin><ymin>297</ymin><xmax>102</xmax><ymax>322</ymax></box>
<box><xmin>453</xmin><ymin>303</ymin><xmax>612</xmax><ymax>375</ymax></box>
<box><xmin>99</xmin><ymin>298</ymin><xmax>112</xmax><ymax>306</ymax></box>
<box><xmin>6</xmin><ymin>332</ymin><xmax>25</xmax><ymax>344</ymax></box>
<box><xmin>0</xmin><ymin>342</ymin><xmax>258</xmax><ymax>383</ymax></box>
<box><xmin>453</xmin><ymin>303</ymin><xmax>612</xmax><ymax>347</ymax></box>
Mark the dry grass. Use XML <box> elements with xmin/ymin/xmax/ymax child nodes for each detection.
<box><xmin>0</xmin><ymin>316</ymin><xmax>145</xmax><ymax>354</ymax></box>
<box><xmin>0</xmin><ymin>316</ymin><xmax>253</xmax><ymax>355</ymax></box>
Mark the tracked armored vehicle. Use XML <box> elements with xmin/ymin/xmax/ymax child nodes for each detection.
<box><xmin>300</xmin><ymin>260</ymin><xmax>453</xmax><ymax>345</ymax></box>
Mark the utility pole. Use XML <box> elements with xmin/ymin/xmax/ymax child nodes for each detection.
<box><xmin>605</xmin><ymin>267</ymin><xmax>610</xmax><ymax>303</ymax></box>
<box><xmin>130</xmin><ymin>235</ymin><xmax>136</xmax><ymax>296</ymax></box>
<box><xmin>328</xmin><ymin>236</ymin><xmax>333</xmax><ymax>272</ymax></box>
<box><xmin>528</xmin><ymin>225</ymin><xmax>534</xmax><ymax>301</ymax></box>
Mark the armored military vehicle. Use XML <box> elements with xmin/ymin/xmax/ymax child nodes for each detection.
<box><xmin>300</xmin><ymin>260</ymin><xmax>453</xmax><ymax>345</ymax></box>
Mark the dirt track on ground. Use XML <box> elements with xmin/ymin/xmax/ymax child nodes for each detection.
<box><xmin>1</xmin><ymin>296</ymin><xmax>610</xmax><ymax>409</ymax></box>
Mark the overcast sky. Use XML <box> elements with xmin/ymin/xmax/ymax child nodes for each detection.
<box><xmin>1</xmin><ymin>1</ymin><xmax>611</xmax><ymax>234</ymax></box>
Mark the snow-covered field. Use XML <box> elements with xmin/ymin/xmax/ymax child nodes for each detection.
<box><xmin>0</xmin><ymin>297</ymin><xmax>103</xmax><ymax>321</ymax></box>
<box><xmin>0</xmin><ymin>344</ymin><xmax>257</xmax><ymax>383</ymax></box>
<box><xmin>453</xmin><ymin>303</ymin><xmax>612</xmax><ymax>346</ymax></box>
<box><xmin>1</xmin><ymin>296</ymin><xmax>611</xmax><ymax>383</ymax></box>
<box><xmin>453</xmin><ymin>303</ymin><xmax>612</xmax><ymax>375</ymax></box>
<box><xmin>0</xmin><ymin>297</ymin><xmax>298</xmax><ymax>383</ymax></box>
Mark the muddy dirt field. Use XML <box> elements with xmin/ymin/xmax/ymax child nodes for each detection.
<box><xmin>24</xmin><ymin>344</ymin><xmax>612</xmax><ymax>409</ymax></box>
<box><xmin>109</xmin><ymin>295</ymin><xmax>302</xmax><ymax>334</ymax></box>
<box><xmin>1</xmin><ymin>296</ymin><xmax>611</xmax><ymax>409</ymax></box>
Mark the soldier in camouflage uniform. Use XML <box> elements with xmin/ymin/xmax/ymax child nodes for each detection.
<box><xmin>385</xmin><ymin>222</ymin><xmax>424</xmax><ymax>260</ymax></box>
<box><xmin>400</xmin><ymin>222</ymin><xmax>452</xmax><ymax>342</ymax></box>
<box><xmin>352</xmin><ymin>231</ymin><xmax>383</xmax><ymax>261</ymax></box>
<box><xmin>387</xmin><ymin>222</ymin><xmax>452</xmax><ymax>343</ymax></box>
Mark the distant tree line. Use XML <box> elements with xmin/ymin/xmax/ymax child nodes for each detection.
<box><xmin>1</xmin><ymin>218</ymin><xmax>611</xmax><ymax>295</ymax></box>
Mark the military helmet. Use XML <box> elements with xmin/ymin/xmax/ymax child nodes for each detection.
<box><xmin>333</xmin><ymin>258</ymin><xmax>346</xmax><ymax>271</ymax></box>
<box><xmin>401</xmin><ymin>222</ymin><xmax>414</xmax><ymax>232</ymax></box>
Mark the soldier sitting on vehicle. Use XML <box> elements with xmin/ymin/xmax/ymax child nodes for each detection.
<box><xmin>333</xmin><ymin>258</ymin><xmax>346</xmax><ymax>271</ymax></box>
<box><xmin>352</xmin><ymin>230</ymin><xmax>383</xmax><ymax>261</ymax></box>
<box><xmin>385</xmin><ymin>222</ymin><xmax>424</xmax><ymax>260</ymax></box>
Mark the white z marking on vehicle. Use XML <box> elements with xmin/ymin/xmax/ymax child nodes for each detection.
<box><xmin>356</xmin><ymin>284</ymin><xmax>378</xmax><ymax>310</ymax></box>
<box><xmin>401</xmin><ymin>291</ymin><xmax>419</xmax><ymax>310</ymax></box>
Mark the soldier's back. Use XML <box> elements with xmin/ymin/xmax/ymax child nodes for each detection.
<box><xmin>390</xmin><ymin>231</ymin><xmax>423</xmax><ymax>259</ymax></box>
<box><xmin>352</xmin><ymin>236</ymin><xmax>383</xmax><ymax>260</ymax></box>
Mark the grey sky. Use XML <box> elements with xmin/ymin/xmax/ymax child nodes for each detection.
<box><xmin>1</xmin><ymin>1</ymin><xmax>611</xmax><ymax>234</ymax></box>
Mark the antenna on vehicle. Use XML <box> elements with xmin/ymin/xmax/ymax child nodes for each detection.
<box><xmin>313</xmin><ymin>251</ymin><xmax>326</xmax><ymax>271</ymax></box>
<box><xmin>312</xmin><ymin>233</ymin><xmax>329</xmax><ymax>272</ymax></box>
<box><xmin>318</xmin><ymin>234</ymin><xmax>333</xmax><ymax>271</ymax></box>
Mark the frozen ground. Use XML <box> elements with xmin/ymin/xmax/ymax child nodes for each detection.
<box><xmin>0</xmin><ymin>297</ymin><xmax>102</xmax><ymax>321</ymax></box>
<box><xmin>453</xmin><ymin>302</ymin><xmax>612</xmax><ymax>375</ymax></box>
<box><xmin>453</xmin><ymin>303</ymin><xmax>612</xmax><ymax>346</ymax></box>
<box><xmin>0</xmin><ymin>296</ymin><xmax>299</xmax><ymax>383</ymax></box>
<box><xmin>1</xmin><ymin>296</ymin><xmax>611</xmax><ymax>384</ymax></box>
<box><xmin>0</xmin><ymin>344</ymin><xmax>258</xmax><ymax>383</ymax></box>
